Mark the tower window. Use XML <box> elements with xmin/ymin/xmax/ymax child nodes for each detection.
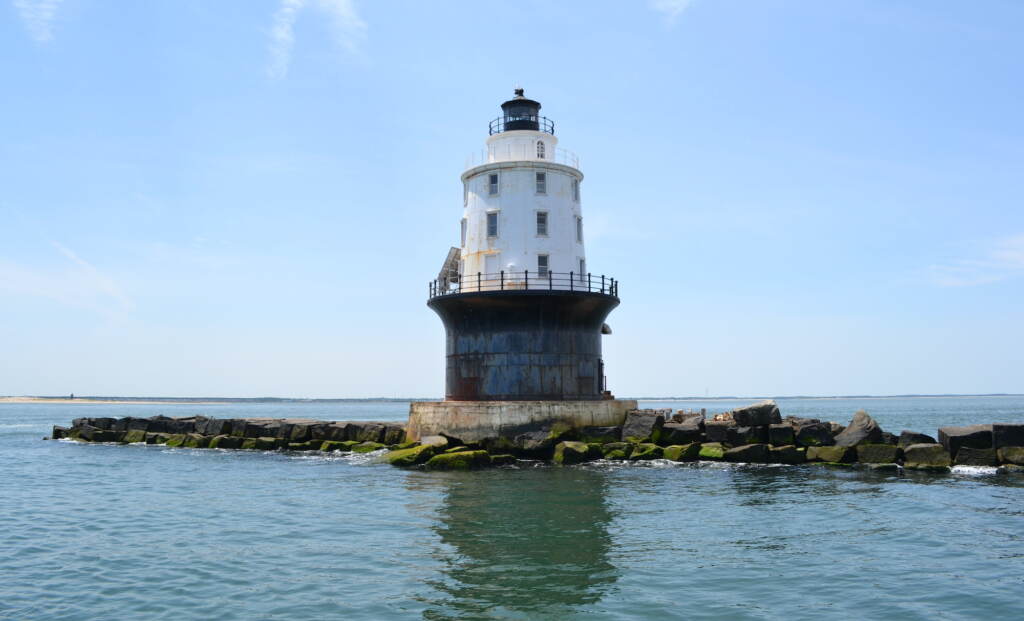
<box><xmin>487</xmin><ymin>212</ymin><xmax>499</xmax><ymax>237</ymax></box>
<box><xmin>537</xmin><ymin>140</ymin><xmax>546</xmax><ymax>159</ymax></box>
<box><xmin>572</xmin><ymin>178</ymin><xmax>580</xmax><ymax>202</ymax></box>
<box><xmin>579</xmin><ymin>259</ymin><xmax>586</xmax><ymax>277</ymax></box>
<box><xmin>536</xmin><ymin>211</ymin><xmax>548</xmax><ymax>236</ymax></box>
<box><xmin>461</xmin><ymin>218</ymin><xmax>467</xmax><ymax>246</ymax></box>
<box><xmin>488</xmin><ymin>173</ymin><xmax>499</xmax><ymax>196</ymax></box>
<box><xmin>576</xmin><ymin>216</ymin><xmax>583</xmax><ymax>242</ymax></box>
<box><xmin>463</xmin><ymin>182</ymin><xmax>468</xmax><ymax>205</ymax></box>
<box><xmin>535</xmin><ymin>172</ymin><xmax>546</xmax><ymax>194</ymax></box>
<box><xmin>537</xmin><ymin>254</ymin><xmax>549</xmax><ymax>277</ymax></box>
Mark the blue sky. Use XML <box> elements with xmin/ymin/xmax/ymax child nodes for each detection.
<box><xmin>2</xmin><ymin>0</ymin><xmax>1022</xmax><ymax>398</ymax></box>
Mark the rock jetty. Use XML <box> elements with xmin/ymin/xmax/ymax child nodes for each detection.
<box><xmin>49</xmin><ymin>402</ymin><xmax>1024</xmax><ymax>474</ymax></box>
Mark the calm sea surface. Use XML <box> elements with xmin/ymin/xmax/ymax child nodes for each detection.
<box><xmin>2</xmin><ymin>396</ymin><xmax>1023</xmax><ymax>620</ymax></box>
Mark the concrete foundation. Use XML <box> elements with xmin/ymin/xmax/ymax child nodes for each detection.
<box><xmin>406</xmin><ymin>399</ymin><xmax>637</xmax><ymax>443</ymax></box>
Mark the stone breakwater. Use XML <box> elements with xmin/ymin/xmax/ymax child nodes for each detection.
<box><xmin>50</xmin><ymin>416</ymin><xmax>406</xmax><ymax>453</ymax></box>
<box><xmin>48</xmin><ymin>402</ymin><xmax>1024</xmax><ymax>473</ymax></box>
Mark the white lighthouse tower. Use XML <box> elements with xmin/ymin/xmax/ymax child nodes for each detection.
<box><xmin>459</xmin><ymin>89</ymin><xmax>586</xmax><ymax>283</ymax></box>
<box><xmin>410</xmin><ymin>90</ymin><xmax>636</xmax><ymax>446</ymax></box>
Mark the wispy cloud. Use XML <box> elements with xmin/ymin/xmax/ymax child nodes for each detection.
<box><xmin>650</xmin><ymin>0</ymin><xmax>695</xmax><ymax>26</ymax></box>
<box><xmin>0</xmin><ymin>242</ymin><xmax>134</xmax><ymax>316</ymax></box>
<box><xmin>928</xmin><ymin>234</ymin><xmax>1024</xmax><ymax>287</ymax></box>
<box><xmin>12</xmin><ymin>0</ymin><xmax>63</xmax><ymax>43</ymax></box>
<box><xmin>268</xmin><ymin>0</ymin><xmax>367</xmax><ymax>79</ymax></box>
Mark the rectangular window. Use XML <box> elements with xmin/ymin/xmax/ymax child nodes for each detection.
<box><xmin>579</xmin><ymin>259</ymin><xmax>586</xmax><ymax>277</ymax></box>
<box><xmin>463</xmin><ymin>182</ymin><xmax>467</xmax><ymax>205</ymax></box>
<box><xmin>461</xmin><ymin>218</ymin><xmax>467</xmax><ymax>246</ymax></box>
<box><xmin>536</xmin><ymin>211</ymin><xmax>548</xmax><ymax>236</ymax></box>
<box><xmin>535</xmin><ymin>172</ymin><xmax>546</xmax><ymax>194</ymax></box>
<box><xmin>572</xmin><ymin>178</ymin><xmax>580</xmax><ymax>202</ymax></box>
<box><xmin>576</xmin><ymin>216</ymin><xmax>583</xmax><ymax>242</ymax></box>
<box><xmin>487</xmin><ymin>212</ymin><xmax>498</xmax><ymax>237</ymax></box>
<box><xmin>488</xmin><ymin>173</ymin><xmax>499</xmax><ymax>196</ymax></box>
<box><xmin>537</xmin><ymin>254</ymin><xmax>549</xmax><ymax>277</ymax></box>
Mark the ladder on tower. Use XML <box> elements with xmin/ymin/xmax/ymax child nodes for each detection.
<box><xmin>437</xmin><ymin>247</ymin><xmax>461</xmax><ymax>292</ymax></box>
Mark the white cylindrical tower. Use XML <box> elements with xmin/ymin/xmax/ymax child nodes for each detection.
<box><xmin>459</xmin><ymin>89</ymin><xmax>586</xmax><ymax>285</ymax></box>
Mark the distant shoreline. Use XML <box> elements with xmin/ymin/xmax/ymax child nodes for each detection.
<box><xmin>1</xmin><ymin>394</ymin><xmax>1021</xmax><ymax>405</ymax></box>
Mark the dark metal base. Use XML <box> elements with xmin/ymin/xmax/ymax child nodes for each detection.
<box><xmin>427</xmin><ymin>290</ymin><xmax>619</xmax><ymax>401</ymax></box>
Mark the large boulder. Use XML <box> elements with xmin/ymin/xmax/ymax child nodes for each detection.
<box><xmin>699</xmin><ymin>442</ymin><xmax>727</xmax><ymax>460</ymax></box>
<box><xmin>997</xmin><ymin>447</ymin><xmax>1024</xmax><ymax>466</ymax></box>
<box><xmin>663</xmin><ymin>443</ymin><xmax>701</xmax><ymax>462</ymax></box>
<box><xmin>655</xmin><ymin>421</ymin><xmax>703</xmax><ymax>446</ymax></box>
<box><xmin>955</xmin><ymin>446</ymin><xmax>998</xmax><ymax>467</ymax></box>
<box><xmin>424</xmin><ymin>450</ymin><xmax>490</xmax><ymax>470</ymax></box>
<box><xmin>577</xmin><ymin>426</ymin><xmax>621</xmax><ymax>443</ymax></box>
<box><xmin>386</xmin><ymin>443</ymin><xmax>437</xmax><ymax>466</ymax></box>
<box><xmin>729</xmin><ymin>401</ymin><xmax>781</xmax><ymax>427</ymax></box>
<box><xmin>724</xmin><ymin>444</ymin><xmax>770</xmax><ymax>463</ymax></box>
<box><xmin>769</xmin><ymin>445</ymin><xmax>805</xmax><ymax>464</ymax></box>
<box><xmin>726</xmin><ymin>426</ymin><xmax>768</xmax><ymax>446</ymax></box>
<box><xmin>209</xmin><ymin>435</ymin><xmax>243</xmax><ymax>449</ymax></box>
<box><xmin>553</xmin><ymin>441</ymin><xmax>601</xmax><ymax>465</ymax></box>
<box><xmin>381</xmin><ymin>425</ymin><xmax>406</xmax><ymax>445</ymax></box>
<box><xmin>806</xmin><ymin>445</ymin><xmax>855</xmax><ymax>463</ymax></box>
<box><xmin>51</xmin><ymin>426</ymin><xmax>70</xmax><ymax>439</ymax></box>
<box><xmin>938</xmin><ymin>425</ymin><xmax>993</xmax><ymax>458</ymax></box>
<box><xmin>992</xmin><ymin>424</ymin><xmax>1024</xmax><ymax>449</ymax></box>
<box><xmin>601</xmin><ymin>442</ymin><xmax>633</xmax><ymax>459</ymax></box>
<box><xmin>795</xmin><ymin>423</ymin><xmax>834</xmax><ymax>447</ymax></box>
<box><xmin>833</xmin><ymin>411</ymin><xmax>883</xmax><ymax>447</ymax></box>
<box><xmin>113</xmin><ymin>417</ymin><xmax>151</xmax><ymax>432</ymax></box>
<box><xmin>856</xmin><ymin>444</ymin><xmax>901</xmax><ymax>464</ymax></box>
<box><xmin>704</xmin><ymin>421</ymin><xmax>735</xmax><ymax>443</ymax></box>
<box><xmin>74</xmin><ymin>417</ymin><xmax>116</xmax><ymax>430</ymax></box>
<box><xmin>628</xmin><ymin>443</ymin><xmax>663</xmax><ymax>461</ymax></box>
<box><xmin>903</xmin><ymin>443</ymin><xmax>951</xmax><ymax>470</ymax></box>
<box><xmin>768</xmin><ymin>424</ymin><xmax>795</xmax><ymax>446</ymax></box>
<box><xmin>123</xmin><ymin>430</ymin><xmax>148</xmax><ymax>443</ymax></box>
<box><xmin>898</xmin><ymin>430</ymin><xmax>936</xmax><ymax>447</ymax></box>
<box><xmin>622</xmin><ymin>411</ymin><xmax>665</xmax><ymax>443</ymax></box>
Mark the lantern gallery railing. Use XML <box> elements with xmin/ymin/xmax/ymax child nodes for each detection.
<box><xmin>429</xmin><ymin>271</ymin><xmax>619</xmax><ymax>299</ymax></box>
<box><xmin>489</xmin><ymin>115</ymin><xmax>555</xmax><ymax>135</ymax></box>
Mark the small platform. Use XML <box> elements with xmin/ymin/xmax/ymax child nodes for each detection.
<box><xmin>407</xmin><ymin>399</ymin><xmax>638</xmax><ymax>443</ymax></box>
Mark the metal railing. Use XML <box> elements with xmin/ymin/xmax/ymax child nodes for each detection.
<box><xmin>489</xmin><ymin>115</ymin><xmax>555</xmax><ymax>135</ymax></box>
<box><xmin>464</xmin><ymin>146</ymin><xmax>580</xmax><ymax>170</ymax></box>
<box><xmin>430</xmin><ymin>271</ymin><xmax>619</xmax><ymax>299</ymax></box>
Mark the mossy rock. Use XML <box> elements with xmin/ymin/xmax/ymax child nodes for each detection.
<box><xmin>386</xmin><ymin>443</ymin><xmax>437</xmax><ymax>467</ymax></box>
<box><xmin>601</xmin><ymin>442</ymin><xmax>633</xmax><ymax>458</ymax></box>
<box><xmin>320</xmin><ymin>440</ymin><xmax>358</xmax><ymax>452</ymax></box>
<box><xmin>998</xmin><ymin>447</ymin><xmax>1024</xmax><ymax>466</ymax></box>
<box><xmin>123</xmin><ymin>430</ymin><xmax>147</xmax><ymax>444</ymax></box>
<box><xmin>698</xmin><ymin>442</ymin><xmax>726</xmax><ymax>460</ymax></box>
<box><xmin>999</xmin><ymin>464</ymin><xmax>1024</xmax><ymax>474</ymax></box>
<box><xmin>209</xmin><ymin>435</ymin><xmax>242</xmax><ymax>449</ymax></box>
<box><xmin>807</xmin><ymin>445</ymin><xmax>855</xmax><ymax>463</ymax></box>
<box><xmin>145</xmin><ymin>432</ymin><xmax>169</xmax><ymax>445</ymax></box>
<box><xmin>628</xmin><ymin>443</ymin><xmax>663</xmax><ymax>461</ymax></box>
<box><xmin>253</xmin><ymin>437</ymin><xmax>277</xmax><ymax>450</ymax></box>
<box><xmin>424</xmin><ymin>450</ymin><xmax>491</xmax><ymax>470</ymax></box>
<box><xmin>183</xmin><ymin>434</ymin><xmax>211</xmax><ymax>448</ymax></box>
<box><xmin>554</xmin><ymin>441</ymin><xmax>599</xmax><ymax>465</ymax></box>
<box><xmin>352</xmin><ymin>441</ymin><xmax>386</xmax><ymax>453</ymax></box>
<box><xmin>769</xmin><ymin>445</ymin><xmax>806</xmax><ymax>465</ymax></box>
<box><xmin>856</xmin><ymin>443</ymin><xmax>901</xmax><ymax>464</ymax></box>
<box><xmin>903</xmin><ymin>443</ymin><xmax>951</xmax><ymax>468</ymax></box>
<box><xmin>165</xmin><ymin>434</ymin><xmax>187</xmax><ymax>448</ymax></box>
<box><xmin>395</xmin><ymin>441</ymin><xmax>420</xmax><ymax>450</ymax></box>
<box><xmin>604</xmin><ymin>449</ymin><xmax>629</xmax><ymax>460</ymax></box>
<box><xmin>444</xmin><ymin>446</ymin><xmax>471</xmax><ymax>453</ymax></box>
<box><xmin>663</xmin><ymin>443</ymin><xmax>700</xmax><ymax>462</ymax></box>
<box><xmin>489</xmin><ymin>454</ymin><xmax>516</xmax><ymax>466</ymax></box>
<box><xmin>286</xmin><ymin>440</ymin><xmax>322</xmax><ymax>451</ymax></box>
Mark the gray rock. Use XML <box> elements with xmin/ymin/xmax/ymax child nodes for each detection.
<box><xmin>856</xmin><ymin>443</ymin><xmax>901</xmax><ymax>464</ymax></box>
<box><xmin>729</xmin><ymin>400</ymin><xmax>782</xmax><ymax>427</ymax></box>
<box><xmin>828</xmin><ymin>422</ymin><xmax>845</xmax><ymax>436</ymax></box>
<box><xmin>74</xmin><ymin>417</ymin><xmax>116</xmax><ymax>430</ymax></box>
<box><xmin>724</xmin><ymin>443</ymin><xmax>770</xmax><ymax>463</ymax></box>
<box><xmin>768</xmin><ymin>424</ymin><xmax>795</xmax><ymax>446</ymax></box>
<box><xmin>656</xmin><ymin>421</ymin><xmax>703</xmax><ymax>446</ymax></box>
<box><xmin>726</xmin><ymin>426</ymin><xmax>768</xmax><ymax>446</ymax></box>
<box><xmin>795</xmin><ymin>422</ymin><xmax>834</xmax><ymax>447</ymax></box>
<box><xmin>806</xmin><ymin>445</ymin><xmax>855</xmax><ymax>463</ymax></box>
<box><xmin>938</xmin><ymin>425</ymin><xmax>993</xmax><ymax>458</ymax></box>
<box><xmin>992</xmin><ymin>424</ymin><xmax>1024</xmax><ymax>449</ymax></box>
<box><xmin>879</xmin><ymin>432</ymin><xmax>898</xmax><ymax>445</ymax></box>
<box><xmin>955</xmin><ymin>446</ymin><xmax>998</xmax><ymax>467</ymax></box>
<box><xmin>898</xmin><ymin>430</ymin><xmax>936</xmax><ymax>447</ymax></box>
<box><xmin>382</xmin><ymin>425</ymin><xmax>406</xmax><ymax>445</ymax></box>
<box><xmin>833</xmin><ymin>410</ymin><xmax>883</xmax><ymax>447</ymax></box>
<box><xmin>998</xmin><ymin>447</ymin><xmax>1024</xmax><ymax>465</ymax></box>
<box><xmin>51</xmin><ymin>425</ymin><xmax>70</xmax><ymax>439</ymax></box>
<box><xmin>621</xmin><ymin>410</ymin><xmax>665</xmax><ymax>443</ymax></box>
<box><xmin>769</xmin><ymin>445</ymin><xmax>805</xmax><ymax>464</ymax></box>
<box><xmin>353</xmin><ymin>423</ymin><xmax>386</xmax><ymax>443</ymax></box>
<box><xmin>578</xmin><ymin>426</ymin><xmax>622</xmax><ymax>443</ymax></box>
<box><xmin>704</xmin><ymin>420</ymin><xmax>735</xmax><ymax>443</ymax></box>
<box><xmin>514</xmin><ymin>431</ymin><xmax>556</xmax><ymax>452</ymax></box>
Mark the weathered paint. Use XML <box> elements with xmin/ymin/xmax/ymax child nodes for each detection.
<box><xmin>428</xmin><ymin>289</ymin><xmax>618</xmax><ymax>401</ymax></box>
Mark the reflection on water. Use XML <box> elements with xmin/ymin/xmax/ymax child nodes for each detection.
<box><xmin>417</xmin><ymin>467</ymin><xmax>618</xmax><ymax>620</ymax></box>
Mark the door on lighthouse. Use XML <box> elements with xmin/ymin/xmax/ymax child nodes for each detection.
<box><xmin>484</xmin><ymin>254</ymin><xmax>499</xmax><ymax>290</ymax></box>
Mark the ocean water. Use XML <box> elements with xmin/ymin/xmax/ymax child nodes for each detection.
<box><xmin>2</xmin><ymin>396</ymin><xmax>1023</xmax><ymax>620</ymax></box>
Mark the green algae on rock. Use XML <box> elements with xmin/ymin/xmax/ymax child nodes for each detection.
<box><xmin>424</xmin><ymin>450</ymin><xmax>490</xmax><ymax>470</ymax></box>
<box><xmin>662</xmin><ymin>443</ymin><xmax>700</xmax><ymax>462</ymax></box>
<box><xmin>698</xmin><ymin>442</ymin><xmax>726</xmax><ymax>460</ymax></box>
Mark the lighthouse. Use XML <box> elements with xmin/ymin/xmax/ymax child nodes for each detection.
<box><xmin>409</xmin><ymin>90</ymin><xmax>636</xmax><ymax>444</ymax></box>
